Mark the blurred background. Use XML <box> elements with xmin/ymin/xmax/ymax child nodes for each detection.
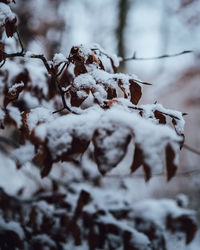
<box><xmin>2</xmin><ymin>0</ymin><xmax>200</xmax><ymax>217</ymax></box>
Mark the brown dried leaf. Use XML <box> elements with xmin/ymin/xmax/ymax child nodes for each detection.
<box><xmin>131</xmin><ymin>144</ymin><xmax>143</xmax><ymax>173</ymax></box>
<box><xmin>70</xmin><ymin>88</ymin><xmax>89</xmax><ymax>107</ymax></box>
<box><xmin>167</xmin><ymin>214</ymin><xmax>197</xmax><ymax>244</ymax></box>
<box><xmin>93</xmin><ymin>126</ymin><xmax>131</xmax><ymax>175</ymax></box>
<box><xmin>131</xmin><ymin>144</ymin><xmax>151</xmax><ymax>182</ymax></box>
<box><xmin>129</xmin><ymin>80</ymin><xmax>142</xmax><ymax>105</ymax></box>
<box><xmin>165</xmin><ymin>144</ymin><xmax>178</xmax><ymax>181</ymax></box>
<box><xmin>4</xmin><ymin>82</ymin><xmax>25</xmax><ymax>108</ymax></box>
<box><xmin>5</xmin><ymin>16</ymin><xmax>17</xmax><ymax>37</ymax></box>
<box><xmin>41</xmin><ymin>149</ymin><xmax>53</xmax><ymax>178</ymax></box>
<box><xmin>143</xmin><ymin>163</ymin><xmax>151</xmax><ymax>182</ymax></box>
<box><xmin>0</xmin><ymin>230</ymin><xmax>24</xmax><ymax>250</ymax></box>
<box><xmin>154</xmin><ymin>110</ymin><xmax>166</xmax><ymax>124</ymax></box>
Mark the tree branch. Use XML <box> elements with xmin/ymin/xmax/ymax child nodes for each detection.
<box><xmin>183</xmin><ymin>144</ymin><xmax>200</xmax><ymax>155</ymax></box>
<box><xmin>0</xmin><ymin>30</ymin><xmax>75</xmax><ymax>113</ymax></box>
<box><xmin>123</xmin><ymin>50</ymin><xmax>193</xmax><ymax>62</ymax></box>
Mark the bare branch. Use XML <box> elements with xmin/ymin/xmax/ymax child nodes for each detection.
<box><xmin>30</xmin><ymin>54</ymin><xmax>51</xmax><ymax>73</ymax></box>
<box><xmin>16</xmin><ymin>30</ymin><xmax>24</xmax><ymax>54</ymax></box>
<box><xmin>183</xmin><ymin>144</ymin><xmax>200</xmax><ymax>155</ymax></box>
<box><xmin>56</xmin><ymin>61</ymin><xmax>69</xmax><ymax>77</ymax></box>
<box><xmin>123</xmin><ymin>50</ymin><xmax>193</xmax><ymax>62</ymax></box>
<box><xmin>0</xmin><ymin>30</ymin><xmax>76</xmax><ymax>114</ymax></box>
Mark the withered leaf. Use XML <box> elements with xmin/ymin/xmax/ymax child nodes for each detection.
<box><xmin>5</xmin><ymin>16</ymin><xmax>17</xmax><ymax>37</ymax></box>
<box><xmin>129</xmin><ymin>80</ymin><xmax>142</xmax><ymax>105</ymax></box>
<box><xmin>154</xmin><ymin>110</ymin><xmax>166</xmax><ymax>124</ymax></box>
<box><xmin>165</xmin><ymin>144</ymin><xmax>177</xmax><ymax>181</ymax></box>
<box><xmin>131</xmin><ymin>144</ymin><xmax>152</xmax><ymax>182</ymax></box>
<box><xmin>4</xmin><ymin>82</ymin><xmax>25</xmax><ymax>108</ymax></box>
<box><xmin>41</xmin><ymin>150</ymin><xmax>53</xmax><ymax>178</ymax></box>
<box><xmin>0</xmin><ymin>230</ymin><xmax>24</xmax><ymax>250</ymax></box>
<box><xmin>167</xmin><ymin>214</ymin><xmax>197</xmax><ymax>244</ymax></box>
<box><xmin>70</xmin><ymin>88</ymin><xmax>89</xmax><ymax>107</ymax></box>
<box><xmin>143</xmin><ymin>163</ymin><xmax>151</xmax><ymax>182</ymax></box>
<box><xmin>93</xmin><ymin>126</ymin><xmax>131</xmax><ymax>175</ymax></box>
<box><xmin>131</xmin><ymin>144</ymin><xmax>143</xmax><ymax>173</ymax></box>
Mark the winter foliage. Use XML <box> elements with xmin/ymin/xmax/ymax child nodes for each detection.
<box><xmin>0</xmin><ymin>1</ymin><xmax>198</xmax><ymax>249</ymax></box>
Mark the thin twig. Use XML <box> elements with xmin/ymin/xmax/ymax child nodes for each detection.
<box><xmin>104</xmin><ymin>169</ymin><xmax>200</xmax><ymax>179</ymax></box>
<box><xmin>183</xmin><ymin>144</ymin><xmax>200</xmax><ymax>155</ymax></box>
<box><xmin>123</xmin><ymin>50</ymin><xmax>193</xmax><ymax>62</ymax></box>
<box><xmin>0</xmin><ymin>30</ymin><xmax>75</xmax><ymax>113</ymax></box>
<box><xmin>30</xmin><ymin>54</ymin><xmax>51</xmax><ymax>73</ymax></box>
<box><xmin>16</xmin><ymin>30</ymin><xmax>24</xmax><ymax>54</ymax></box>
<box><xmin>56</xmin><ymin>61</ymin><xmax>69</xmax><ymax>77</ymax></box>
<box><xmin>0</xmin><ymin>59</ymin><xmax>6</xmax><ymax>68</ymax></box>
<box><xmin>128</xmin><ymin>105</ymin><xmax>183</xmax><ymax>121</ymax></box>
<box><xmin>132</xmin><ymin>78</ymin><xmax>152</xmax><ymax>86</ymax></box>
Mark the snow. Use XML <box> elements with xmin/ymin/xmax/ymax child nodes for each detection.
<box><xmin>98</xmin><ymin>107</ymin><xmax>180</xmax><ymax>173</ymax></box>
<box><xmin>31</xmin><ymin>234</ymin><xmax>57</xmax><ymax>247</ymax></box>
<box><xmin>0</xmin><ymin>216</ymin><xmax>24</xmax><ymax>239</ymax></box>
<box><xmin>30</xmin><ymin>104</ymin><xmax>182</xmax><ymax>176</ymax></box>
<box><xmin>26</xmin><ymin>107</ymin><xmax>55</xmax><ymax>131</ymax></box>
<box><xmin>26</xmin><ymin>60</ymin><xmax>48</xmax><ymax>96</ymax></box>
<box><xmin>176</xmin><ymin>193</ymin><xmax>189</xmax><ymax>208</ymax></box>
<box><xmin>0</xmin><ymin>3</ymin><xmax>16</xmax><ymax>26</ymax></box>
<box><xmin>141</xmin><ymin>103</ymin><xmax>185</xmax><ymax>134</ymax></box>
<box><xmin>24</xmin><ymin>51</ymin><xmax>34</xmax><ymax>58</ymax></box>
<box><xmin>8</xmin><ymin>82</ymin><xmax>24</xmax><ymax>95</ymax></box>
<box><xmin>7</xmin><ymin>106</ymin><xmax>22</xmax><ymax>128</ymax></box>
<box><xmin>35</xmin><ymin>108</ymin><xmax>101</xmax><ymax>159</ymax></box>
<box><xmin>11</xmin><ymin>141</ymin><xmax>35</xmax><ymax>166</ymax></box>
<box><xmin>21</xmin><ymin>92</ymin><xmax>39</xmax><ymax>109</ymax></box>
<box><xmin>0</xmin><ymin>108</ymin><xmax>5</xmax><ymax>121</ymax></box>
<box><xmin>0</xmin><ymin>2</ymin><xmax>199</xmax><ymax>247</ymax></box>
<box><xmin>131</xmin><ymin>198</ymin><xmax>195</xmax><ymax>229</ymax></box>
<box><xmin>96</xmin><ymin>213</ymin><xmax>151</xmax><ymax>248</ymax></box>
<box><xmin>52</xmin><ymin>53</ymin><xmax>66</xmax><ymax>67</ymax></box>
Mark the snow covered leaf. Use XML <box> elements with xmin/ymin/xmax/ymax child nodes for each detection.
<box><xmin>11</xmin><ymin>141</ymin><xmax>35</xmax><ymax>168</ymax></box>
<box><xmin>4</xmin><ymin>82</ymin><xmax>25</xmax><ymax>108</ymax></box>
<box><xmin>4</xmin><ymin>106</ymin><xmax>21</xmax><ymax>128</ymax></box>
<box><xmin>0</xmin><ymin>2</ymin><xmax>17</xmax><ymax>37</ymax></box>
<box><xmin>167</xmin><ymin>214</ymin><xmax>197</xmax><ymax>244</ymax></box>
<box><xmin>93</xmin><ymin>122</ymin><xmax>131</xmax><ymax>175</ymax></box>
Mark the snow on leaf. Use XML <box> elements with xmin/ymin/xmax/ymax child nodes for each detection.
<box><xmin>6</xmin><ymin>106</ymin><xmax>21</xmax><ymax>128</ymax></box>
<box><xmin>93</xmin><ymin>122</ymin><xmax>131</xmax><ymax>175</ymax></box>
<box><xmin>52</xmin><ymin>53</ymin><xmax>66</xmax><ymax>67</ymax></box>
<box><xmin>11</xmin><ymin>141</ymin><xmax>35</xmax><ymax>168</ymax></box>
<box><xmin>0</xmin><ymin>3</ymin><xmax>17</xmax><ymax>37</ymax></box>
<box><xmin>4</xmin><ymin>82</ymin><xmax>25</xmax><ymax>108</ymax></box>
